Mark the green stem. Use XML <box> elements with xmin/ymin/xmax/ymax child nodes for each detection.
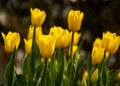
<box><xmin>70</xmin><ymin>32</ymin><xmax>74</xmax><ymax>86</ymax></box>
<box><xmin>70</xmin><ymin>32</ymin><xmax>74</xmax><ymax>66</ymax></box>
<box><xmin>43</xmin><ymin>58</ymin><xmax>48</xmax><ymax>86</ymax></box>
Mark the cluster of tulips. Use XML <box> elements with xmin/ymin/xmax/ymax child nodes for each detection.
<box><xmin>1</xmin><ymin>8</ymin><xmax>120</xmax><ymax>86</ymax></box>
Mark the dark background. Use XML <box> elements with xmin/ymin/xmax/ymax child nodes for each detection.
<box><xmin>0</xmin><ymin>0</ymin><xmax>120</xmax><ymax>85</ymax></box>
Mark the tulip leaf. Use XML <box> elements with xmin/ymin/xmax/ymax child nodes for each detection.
<box><xmin>4</xmin><ymin>47</ymin><xmax>16</xmax><ymax>86</ymax></box>
<box><xmin>22</xmin><ymin>55</ymin><xmax>31</xmax><ymax>83</ymax></box>
<box><xmin>34</xmin><ymin>62</ymin><xmax>44</xmax><ymax>86</ymax></box>
<box><xmin>55</xmin><ymin>55</ymin><xmax>65</xmax><ymax>86</ymax></box>
<box><xmin>62</xmin><ymin>75</ymin><xmax>70</xmax><ymax>86</ymax></box>
<box><xmin>13</xmin><ymin>75</ymin><xmax>26</xmax><ymax>86</ymax></box>
<box><xmin>46</xmin><ymin>70</ymin><xmax>52</xmax><ymax>86</ymax></box>
<box><xmin>48</xmin><ymin>53</ymin><xmax>57</xmax><ymax>85</ymax></box>
<box><xmin>107</xmin><ymin>70</ymin><xmax>120</xmax><ymax>86</ymax></box>
<box><xmin>73</xmin><ymin>40</ymin><xmax>83</xmax><ymax>81</ymax></box>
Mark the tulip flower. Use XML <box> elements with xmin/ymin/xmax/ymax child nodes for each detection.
<box><xmin>102</xmin><ymin>31</ymin><xmax>120</xmax><ymax>54</ymax></box>
<box><xmin>68</xmin><ymin>45</ymin><xmax>78</xmax><ymax>56</ymax></box>
<box><xmin>92</xmin><ymin>46</ymin><xmax>104</xmax><ymax>65</ymax></box>
<box><xmin>93</xmin><ymin>38</ymin><xmax>110</xmax><ymax>59</ymax></box>
<box><xmin>81</xmin><ymin>76</ymin><xmax>87</xmax><ymax>86</ymax></box>
<box><xmin>38</xmin><ymin>35</ymin><xmax>56</xmax><ymax>58</ymax></box>
<box><xmin>1</xmin><ymin>31</ymin><xmax>20</xmax><ymax>52</ymax></box>
<box><xmin>70</xmin><ymin>32</ymin><xmax>81</xmax><ymax>45</ymax></box>
<box><xmin>83</xmin><ymin>70</ymin><xmax>88</xmax><ymax>80</ymax></box>
<box><xmin>49</xmin><ymin>26</ymin><xmax>70</xmax><ymax>48</ymax></box>
<box><xmin>27</xmin><ymin>25</ymin><xmax>42</xmax><ymax>43</ymax></box>
<box><xmin>93</xmin><ymin>38</ymin><xmax>102</xmax><ymax>48</ymax></box>
<box><xmin>91</xmin><ymin>68</ymin><xmax>98</xmax><ymax>83</ymax></box>
<box><xmin>24</xmin><ymin>39</ymin><xmax>32</xmax><ymax>55</ymax></box>
<box><xmin>68</xmin><ymin>10</ymin><xmax>84</xmax><ymax>31</ymax></box>
<box><xmin>31</xmin><ymin>8</ymin><xmax>46</xmax><ymax>26</ymax></box>
<box><xmin>60</xmin><ymin>29</ymin><xmax>70</xmax><ymax>48</ymax></box>
<box><xmin>68</xmin><ymin>45</ymin><xmax>80</xmax><ymax>60</ymax></box>
<box><xmin>115</xmin><ymin>72</ymin><xmax>120</xmax><ymax>80</ymax></box>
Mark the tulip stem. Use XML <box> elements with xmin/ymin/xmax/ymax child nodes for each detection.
<box><xmin>70</xmin><ymin>32</ymin><xmax>74</xmax><ymax>65</ymax></box>
<box><xmin>41</xmin><ymin>58</ymin><xmax>48</xmax><ymax>86</ymax></box>
<box><xmin>70</xmin><ymin>32</ymin><xmax>74</xmax><ymax>85</ymax></box>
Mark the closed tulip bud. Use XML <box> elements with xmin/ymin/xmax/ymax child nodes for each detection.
<box><xmin>68</xmin><ymin>45</ymin><xmax>80</xmax><ymax>59</ymax></box>
<box><xmin>70</xmin><ymin>32</ymin><xmax>81</xmax><ymax>45</ymax></box>
<box><xmin>49</xmin><ymin>26</ymin><xmax>64</xmax><ymax>47</ymax></box>
<box><xmin>83</xmin><ymin>70</ymin><xmax>88</xmax><ymax>80</ymax></box>
<box><xmin>115</xmin><ymin>72</ymin><xmax>120</xmax><ymax>80</ymax></box>
<box><xmin>1</xmin><ymin>31</ymin><xmax>20</xmax><ymax>52</ymax></box>
<box><xmin>30</xmin><ymin>8</ymin><xmax>46</xmax><ymax>26</ymax></box>
<box><xmin>81</xmin><ymin>76</ymin><xmax>87</xmax><ymax>86</ymax></box>
<box><xmin>102</xmin><ymin>31</ymin><xmax>120</xmax><ymax>54</ymax></box>
<box><xmin>27</xmin><ymin>25</ymin><xmax>42</xmax><ymax>41</ymax></box>
<box><xmin>93</xmin><ymin>38</ymin><xmax>110</xmax><ymax>59</ymax></box>
<box><xmin>93</xmin><ymin>38</ymin><xmax>102</xmax><ymax>48</ymax></box>
<box><xmin>92</xmin><ymin>46</ymin><xmax>104</xmax><ymax>65</ymax></box>
<box><xmin>24</xmin><ymin>39</ymin><xmax>32</xmax><ymax>55</ymax></box>
<box><xmin>68</xmin><ymin>45</ymin><xmax>78</xmax><ymax>56</ymax></box>
<box><xmin>38</xmin><ymin>35</ymin><xmax>56</xmax><ymax>58</ymax></box>
<box><xmin>60</xmin><ymin>29</ymin><xmax>70</xmax><ymax>48</ymax></box>
<box><xmin>91</xmin><ymin>68</ymin><xmax>98</xmax><ymax>83</ymax></box>
<box><xmin>49</xmin><ymin>26</ymin><xmax>70</xmax><ymax>48</ymax></box>
<box><xmin>68</xmin><ymin>10</ymin><xmax>84</xmax><ymax>31</ymax></box>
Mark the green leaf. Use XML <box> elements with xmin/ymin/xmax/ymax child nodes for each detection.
<box><xmin>4</xmin><ymin>47</ymin><xmax>16</xmax><ymax>86</ymax></box>
<box><xmin>55</xmin><ymin>56</ymin><xmax>65</xmax><ymax>86</ymax></box>
<box><xmin>62</xmin><ymin>75</ymin><xmax>70</xmax><ymax>86</ymax></box>
<box><xmin>46</xmin><ymin>70</ymin><xmax>52</xmax><ymax>86</ymax></box>
<box><xmin>13</xmin><ymin>75</ymin><xmax>26</xmax><ymax>86</ymax></box>
<box><xmin>22</xmin><ymin>55</ymin><xmax>31</xmax><ymax>83</ymax></box>
<box><xmin>107</xmin><ymin>70</ymin><xmax>120</xmax><ymax>86</ymax></box>
<box><xmin>29</xmin><ymin>26</ymin><xmax>39</xmax><ymax>86</ymax></box>
<box><xmin>72</xmin><ymin>40</ymin><xmax>84</xmax><ymax>83</ymax></box>
<box><xmin>87</xmin><ymin>54</ymin><xmax>95</xmax><ymax>86</ymax></box>
<box><xmin>34</xmin><ymin>62</ymin><xmax>44</xmax><ymax>86</ymax></box>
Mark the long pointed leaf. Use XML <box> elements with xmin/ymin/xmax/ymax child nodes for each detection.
<box><xmin>4</xmin><ymin>47</ymin><xmax>16</xmax><ymax>86</ymax></box>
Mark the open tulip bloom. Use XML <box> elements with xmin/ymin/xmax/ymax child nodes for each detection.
<box><xmin>1</xmin><ymin>8</ymin><xmax>120</xmax><ymax>86</ymax></box>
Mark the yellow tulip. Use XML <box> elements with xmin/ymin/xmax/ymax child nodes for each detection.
<box><xmin>49</xmin><ymin>26</ymin><xmax>63</xmax><ymax>47</ymax></box>
<box><xmin>83</xmin><ymin>70</ymin><xmax>88</xmax><ymax>80</ymax></box>
<box><xmin>24</xmin><ymin>39</ymin><xmax>32</xmax><ymax>55</ymax></box>
<box><xmin>93</xmin><ymin>38</ymin><xmax>102</xmax><ymax>48</ymax></box>
<box><xmin>115</xmin><ymin>72</ymin><xmax>120</xmax><ymax>80</ymax></box>
<box><xmin>60</xmin><ymin>29</ymin><xmax>70</xmax><ymax>48</ymax></box>
<box><xmin>30</xmin><ymin>8</ymin><xmax>46</xmax><ymax>26</ymax></box>
<box><xmin>27</xmin><ymin>25</ymin><xmax>42</xmax><ymax>42</ymax></box>
<box><xmin>68</xmin><ymin>10</ymin><xmax>84</xmax><ymax>31</ymax></box>
<box><xmin>102</xmin><ymin>31</ymin><xmax>120</xmax><ymax>54</ymax></box>
<box><xmin>70</xmin><ymin>32</ymin><xmax>81</xmax><ymax>45</ymax></box>
<box><xmin>92</xmin><ymin>46</ymin><xmax>104</xmax><ymax>65</ymax></box>
<box><xmin>68</xmin><ymin>45</ymin><xmax>80</xmax><ymax>59</ymax></box>
<box><xmin>81</xmin><ymin>76</ymin><xmax>87</xmax><ymax>86</ymax></box>
<box><xmin>91</xmin><ymin>68</ymin><xmax>98</xmax><ymax>83</ymax></box>
<box><xmin>93</xmin><ymin>38</ymin><xmax>110</xmax><ymax>59</ymax></box>
<box><xmin>49</xmin><ymin>26</ymin><xmax>70</xmax><ymax>48</ymax></box>
<box><xmin>1</xmin><ymin>31</ymin><xmax>20</xmax><ymax>52</ymax></box>
<box><xmin>38</xmin><ymin>35</ymin><xmax>56</xmax><ymax>58</ymax></box>
<box><xmin>68</xmin><ymin>45</ymin><xmax>78</xmax><ymax>56</ymax></box>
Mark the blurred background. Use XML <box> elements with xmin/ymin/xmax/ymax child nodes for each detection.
<box><xmin>0</xmin><ymin>0</ymin><xmax>120</xmax><ymax>85</ymax></box>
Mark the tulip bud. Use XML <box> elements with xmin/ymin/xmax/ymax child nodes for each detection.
<box><xmin>1</xmin><ymin>31</ymin><xmax>20</xmax><ymax>52</ymax></box>
<box><xmin>68</xmin><ymin>10</ymin><xmax>84</xmax><ymax>31</ymax></box>
<box><xmin>102</xmin><ymin>31</ymin><xmax>120</xmax><ymax>54</ymax></box>
<box><xmin>30</xmin><ymin>8</ymin><xmax>46</xmax><ymax>26</ymax></box>
<box><xmin>92</xmin><ymin>46</ymin><xmax>104</xmax><ymax>65</ymax></box>
<box><xmin>24</xmin><ymin>39</ymin><xmax>32</xmax><ymax>55</ymax></box>
<box><xmin>91</xmin><ymin>68</ymin><xmax>98</xmax><ymax>83</ymax></box>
